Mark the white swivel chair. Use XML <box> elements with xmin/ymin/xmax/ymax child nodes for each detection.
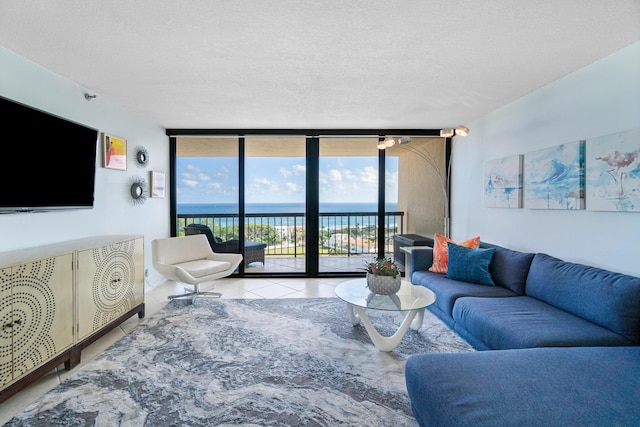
<box><xmin>152</xmin><ymin>234</ymin><xmax>243</xmax><ymax>303</ymax></box>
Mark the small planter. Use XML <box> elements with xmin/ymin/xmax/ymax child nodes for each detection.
<box><xmin>366</xmin><ymin>273</ymin><xmax>401</xmax><ymax>295</ymax></box>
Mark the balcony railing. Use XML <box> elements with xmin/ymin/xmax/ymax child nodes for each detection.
<box><xmin>177</xmin><ymin>211</ymin><xmax>404</xmax><ymax>258</ymax></box>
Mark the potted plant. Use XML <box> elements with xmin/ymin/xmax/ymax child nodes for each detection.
<box><xmin>361</xmin><ymin>257</ymin><xmax>401</xmax><ymax>295</ymax></box>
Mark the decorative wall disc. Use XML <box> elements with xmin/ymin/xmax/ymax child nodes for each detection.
<box><xmin>128</xmin><ymin>176</ymin><xmax>148</xmax><ymax>206</ymax></box>
<box><xmin>134</xmin><ymin>146</ymin><xmax>149</xmax><ymax>168</ymax></box>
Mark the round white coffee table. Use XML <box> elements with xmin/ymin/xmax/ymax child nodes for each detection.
<box><xmin>335</xmin><ymin>278</ymin><xmax>436</xmax><ymax>351</ymax></box>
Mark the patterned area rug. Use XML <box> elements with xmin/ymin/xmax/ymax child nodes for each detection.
<box><xmin>7</xmin><ymin>297</ymin><xmax>474</xmax><ymax>426</ymax></box>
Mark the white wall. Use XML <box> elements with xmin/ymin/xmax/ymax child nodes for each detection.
<box><xmin>451</xmin><ymin>41</ymin><xmax>640</xmax><ymax>277</ymax></box>
<box><xmin>0</xmin><ymin>47</ymin><xmax>171</xmax><ymax>286</ymax></box>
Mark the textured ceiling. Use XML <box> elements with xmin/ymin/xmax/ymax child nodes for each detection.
<box><xmin>1</xmin><ymin>1</ymin><xmax>639</xmax><ymax>131</ymax></box>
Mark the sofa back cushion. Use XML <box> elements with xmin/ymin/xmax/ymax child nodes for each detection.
<box><xmin>479</xmin><ymin>242</ymin><xmax>535</xmax><ymax>295</ymax></box>
<box><xmin>526</xmin><ymin>253</ymin><xmax>640</xmax><ymax>344</ymax></box>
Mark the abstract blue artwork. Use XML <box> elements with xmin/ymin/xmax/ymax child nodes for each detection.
<box><xmin>524</xmin><ymin>141</ymin><xmax>585</xmax><ymax>209</ymax></box>
<box><xmin>586</xmin><ymin>128</ymin><xmax>640</xmax><ymax>212</ymax></box>
<box><xmin>484</xmin><ymin>155</ymin><xmax>523</xmax><ymax>208</ymax></box>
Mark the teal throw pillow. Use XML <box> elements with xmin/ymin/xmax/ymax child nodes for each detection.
<box><xmin>445</xmin><ymin>242</ymin><xmax>496</xmax><ymax>286</ymax></box>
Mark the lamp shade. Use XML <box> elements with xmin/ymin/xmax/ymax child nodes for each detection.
<box><xmin>384</xmin><ymin>137</ymin><xmax>396</xmax><ymax>147</ymax></box>
<box><xmin>455</xmin><ymin>126</ymin><xmax>469</xmax><ymax>136</ymax></box>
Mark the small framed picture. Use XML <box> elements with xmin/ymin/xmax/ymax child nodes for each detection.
<box><xmin>102</xmin><ymin>133</ymin><xmax>127</xmax><ymax>170</ymax></box>
<box><xmin>151</xmin><ymin>171</ymin><xmax>166</xmax><ymax>198</ymax></box>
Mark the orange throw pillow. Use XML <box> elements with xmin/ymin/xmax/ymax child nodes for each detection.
<box><xmin>428</xmin><ymin>233</ymin><xmax>481</xmax><ymax>274</ymax></box>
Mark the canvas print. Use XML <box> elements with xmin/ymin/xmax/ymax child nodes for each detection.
<box><xmin>586</xmin><ymin>128</ymin><xmax>640</xmax><ymax>212</ymax></box>
<box><xmin>151</xmin><ymin>171</ymin><xmax>166</xmax><ymax>198</ymax></box>
<box><xmin>102</xmin><ymin>133</ymin><xmax>127</xmax><ymax>170</ymax></box>
<box><xmin>484</xmin><ymin>155</ymin><xmax>523</xmax><ymax>208</ymax></box>
<box><xmin>524</xmin><ymin>141</ymin><xmax>585</xmax><ymax>209</ymax></box>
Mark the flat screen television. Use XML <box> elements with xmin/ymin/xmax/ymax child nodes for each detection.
<box><xmin>0</xmin><ymin>95</ymin><xmax>99</xmax><ymax>213</ymax></box>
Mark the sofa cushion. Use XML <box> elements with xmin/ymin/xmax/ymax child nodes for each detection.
<box><xmin>453</xmin><ymin>295</ymin><xmax>634</xmax><ymax>349</ymax></box>
<box><xmin>479</xmin><ymin>242</ymin><xmax>534</xmax><ymax>295</ymax></box>
<box><xmin>405</xmin><ymin>346</ymin><xmax>640</xmax><ymax>427</ymax></box>
<box><xmin>445</xmin><ymin>243</ymin><xmax>496</xmax><ymax>286</ymax></box>
<box><xmin>526</xmin><ymin>253</ymin><xmax>640</xmax><ymax>344</ymax></box>
<box><xmin>428</xmin><ymin>233</ymin><xmax>480</xmax><ymax>273</ymax></box>
<box><xmin>412</xmin><ymin>270</ymin><xmax>516</xmax><ymax>317</ymax></box>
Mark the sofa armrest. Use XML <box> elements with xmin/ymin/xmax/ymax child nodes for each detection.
<box><xmin>409</xmin><ymin>248</ymin><xmax>433</xmax><ymax>279</ymax></box>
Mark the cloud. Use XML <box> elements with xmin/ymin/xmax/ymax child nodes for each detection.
<box><xmin>216</xmin><ymin>166</ymin><xmax>231</xmax><ymax>179</ymax></box>
<box><xmin>385</xmin><ymin>169</ymin><xmax>398</xmax><ymax>185</ymax></box>
<box><xmin>360</xmin><ymin>166</ymin><xmax>378</xmax><ymax>185</ymax></box>
<box><xmin>279</xmin><ymin>164</ymin><xmax>305</xmax><ymax>179</ymax></box>
<box><xmin>254</xmin><ymin>177</ymin><xmax>279</xmax><ymax>191</ymax></box>
<box><xmin>328</xmin><ymin>169</ymin><xmax>343</xmax><ymax>181</ymax></box>
<box><xmin>285</xmin><ymin>182</ymin><xmax>300</xmax><ymax>192</ymax></box>
<box><xmin>182</xmin><ymin>179</ymin><xmax>198</xmax><ymax>188</ymax></box>
<box><xmin>279</xmin><ymin>167</ymin><xmax>292</xmax><ymax>178</ymax></box>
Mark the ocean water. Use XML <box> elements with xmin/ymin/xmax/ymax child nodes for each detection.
<box><xmin>178</xmin><ymin>202</ymin><xmax>399</xmax><ymax>229</ymax></box>
<box><xmin>178</xmin><ymin>202</ymin><xmax>398</xmax><ymax>215</ymax></box>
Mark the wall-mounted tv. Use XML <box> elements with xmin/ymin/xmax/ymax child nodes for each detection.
<box><xmin>0</xmin><ymin>96</ymin><xmax>99</xmax><ymax>213</ymax></box>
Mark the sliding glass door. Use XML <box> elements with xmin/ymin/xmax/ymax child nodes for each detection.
<box><xmin>172</xmin><ymin>133</ymin><xmax>415</xmax><ymax>277</ymax></box>
<box><xmin>244</xmin><ymin>137</ymin><xmax>306</xmax><ymax>274</ymax></box>
<box><xmin>175</xmin><ymin>136</ymin><xmax>241</xmax><ymax>259</ymax></box>
<box><xmin>318</xmin><ymin>137</ymin><xmax>390</xmax><ymax>273</ymax></box>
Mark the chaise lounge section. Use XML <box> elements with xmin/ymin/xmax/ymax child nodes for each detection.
<box><xmin>406</xmin><ymin>346</ymin><xmax>640</xmax><ymax>426</ymax></box>
<box><xmin>404</xmin><ymin>239</ymin><xmax>640</xmax><ymax>426</ymax></box>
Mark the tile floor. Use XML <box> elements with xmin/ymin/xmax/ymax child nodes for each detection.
<box><xmin>0</xmin><ymin>277</ymin><xmax>347</xmax><ymax>425</ymax></box>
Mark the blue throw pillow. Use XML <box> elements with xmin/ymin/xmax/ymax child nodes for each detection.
<box><xmin>445</xmin><ymin>242</ymin><xmax>496</xmax><ymax>286</ymax></box>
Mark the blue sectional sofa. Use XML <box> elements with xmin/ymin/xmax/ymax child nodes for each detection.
<box><xmin>405</xmin><ymin>242</ymin><xmax>640</xmax><ymax>426</ymax></box>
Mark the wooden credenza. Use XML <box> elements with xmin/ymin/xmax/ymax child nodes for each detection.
<box><xmin>0</xmin><ymin>235</ymin><xmax>145</xmax><ymax>402</ymax></box>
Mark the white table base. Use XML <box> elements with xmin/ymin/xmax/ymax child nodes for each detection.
<box><xmin>346</xmin><ymin>303</ymin><xmax>425</xmax><ymax>352</ymax></box>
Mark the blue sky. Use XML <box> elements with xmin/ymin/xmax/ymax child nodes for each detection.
<box><xmin>177</xmin><ymin>156</ymin><xmax>398</xmax><ymax>204</ymax></box>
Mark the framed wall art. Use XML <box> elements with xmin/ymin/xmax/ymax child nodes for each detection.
<box><xmin>585</xmin><ymin>128</ymin><xmax>640</xmax><ymax>212</ymax></box>
<box><xmin>524</xmin><ymin>141</ymin><xmax>585</xmax><ymax>210</ymax></box>
<box><xmin>102</xmin><ymin>133</ymin><xmax>127</xmax><ymax>170</ymax></box>
<box><xmin>484</xmin><ymin>154</ymin><xmax>523</xmax><ymax>208</ymax></box>
<box><xmin>151</xmin><ymin>171</ymin><xmax>166</xmax><ymax>198</ymax></box>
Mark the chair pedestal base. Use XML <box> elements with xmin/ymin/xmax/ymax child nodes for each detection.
<box><xmin>167</xmin><ymin>283</ymin><xmax>221</xmax><ymax>304</ymax></box>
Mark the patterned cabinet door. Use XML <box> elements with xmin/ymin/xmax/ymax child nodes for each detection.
<box><xmin>6</xmin><ymin>254</ymin><xmax>74</xmax><ymax>384</ymax></box>
<box><xmin>0</xmin><ymin>267</ymin><xmax>13</xmax><ymax>388</ymax></box>
<box><xmin>76</xmin><ymin>238</ymin><xmax>144</xmax><ymax>341</ymax></box>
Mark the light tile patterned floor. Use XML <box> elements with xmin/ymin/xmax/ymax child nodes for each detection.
<box><xmin>0</xmin><ymin>277</ymin><xmax>347</xmax><ymax>424</ymax></box>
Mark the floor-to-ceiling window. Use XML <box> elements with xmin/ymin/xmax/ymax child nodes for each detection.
<box><xmin>174</xmin><ymin>136</ymin><xmax>242</xmax><ymax>259</ymax></box>
<box><xmin>318</xmin><ymin>137</ymin><xmax>391</xmax><ymax>273</ymax></box>
<box><xmin>245</xmin><ymin>137</ymin><xmax>306</xmax><ymax>274</ymax></box>
<box><xmin>169</xmin><ymin>131</ymin><xmax>445</xmax><ymax>278</ymax></box>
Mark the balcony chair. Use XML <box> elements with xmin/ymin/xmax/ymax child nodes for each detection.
<box><xmin>184</xmin><ymin>223</ymin><xmax>266</xmax><ymax>267</ymax></box>
<box><xmin>152</xmin><ymin>234</ymin><xmax>243</xmax><ymax>303</ymax></box>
